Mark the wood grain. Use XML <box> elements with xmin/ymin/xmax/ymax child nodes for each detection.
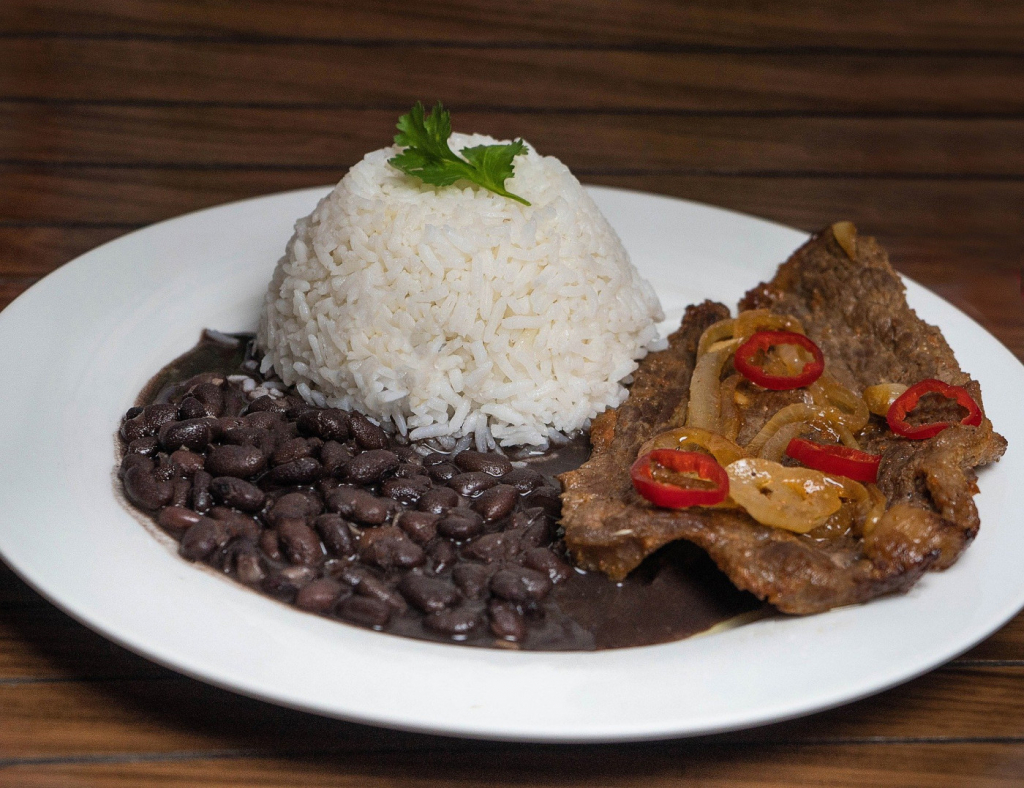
<box><xmin>2</xmin><ymin>666</ymin><xmax>1024</xmax><ymax>761</ymax></box>
<box><xmin>4</xmin><ymin>169</ymin><xmax>1021</xmax><ymax>244</ymax></box>
<box><xmin>3</xmin><ymin>40</ymin><xmax>1024</xmax><ymax>112</ymax></box>
<box><xmin>4</xmin><ymin>105</ymin><xmax>1024</xmax><ymax>175</ymax></box>
<box><xmin>2</xmin><ymin>1</ymin><xmax>1023</xmax><ymax>783</ymax></box>
<box><xmin>4</xmin><ymin>742</ymin><xmax>1024</xmax><ymax>787</ymax></box>
<box><xmin>4</xmin><ymin>0</ymin><xmax>1024</xmax><ymax>52</ymax></box>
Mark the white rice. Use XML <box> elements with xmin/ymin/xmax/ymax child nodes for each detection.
<box><xmin>257</xmin><ymin>134</ymin><xmax>664</xmax><ymax>447</ymax></box>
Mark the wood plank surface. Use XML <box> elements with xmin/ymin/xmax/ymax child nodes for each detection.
<box><xmin>4</xmin><ymin>105</ymin><xmax>1024</xmax><ymax>175</ymax></box>
<box><xmin>4</xmin><ymin>743</ymin><xmax>1024</xmax><ymax>788</ymax></box>
<box><xmin>3</xmin><ymin>0</ymin><xmax>1023</xmax><ymax>52</ymax></box>
<box><xmin>3</xmin><ymin>40</ymin><xmax>1024</xmax><ymax>112</ymax></box>
<box><xmin>4</xmin><ymin>169</ymin><xmax>1021</xmax><ymax>243</ymax></box>
<box><xmin>4</xmin><ymin>666</ymin><xmax>1024</xmax><ymax>760</ymax></box>
<box><xmin>2</xmin><ymin>1</ymin><xmax>1023</xmax><ymax>784</ymax></box>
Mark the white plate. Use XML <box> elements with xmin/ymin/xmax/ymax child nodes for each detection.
<box><xmin>0</xmin><ymin>186</ymin><xmax>1021</xmax><ymax>743</ymax></box>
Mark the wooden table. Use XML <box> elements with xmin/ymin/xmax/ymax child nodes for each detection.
<box><xmin>2</xmin><ymin>2</ymin><xmax>1023</xmax><ymax>785</ymax></box>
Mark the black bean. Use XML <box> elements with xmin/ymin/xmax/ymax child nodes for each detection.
<box><xmin>427</xmin><ymin>462</ymin><xmax>459</xmax><ymax>483</ymax></box>
<box><xmin>490</xmin><ymin>567</ymin><xmax>552</xmax><ymax>603</ymax></box>
<box><xmin>127</xmin><ymin>436</ymin><xmax>160</xmax><ymax>457</ymax></box>
<box><xmin>471</xmin><ymin>485</ymin><xmax>518</xmax><ymax>522</ymax></box>
<box><xmin>348</xmin><ymin>413</ymin><xmax>388</xmax><ymax>449</ymax></box>
<box><xmin>523</xmin><ymin>547</ymin><xmax>574</xmax><ymax>583</ymax></box>
<box><xmin>424</xmin><ymin>606</ymin><xmax>480</xmax><ymax>637</ymax></box>
<box><xmin>244</xmin><ymin>410</ymin><xmax>285</xmax><ymax>430</ymax></box>
<box><xmin>500</xmin><ymin>467</ymin><xmax>545</xmax><ymax>494</ymax></box>
<box><xmin>125</xmin><ymin>406</ymin><xmax>144</xmax><ymax>420</ymax></box>
<box><xmin>268</xmin><ymin>491</ymin><xmax>323</xmax><ymax>526</ymax></box>
<box><xmin>178</xmin><ymin>396</ymin><xmax>211</xmax><ymax>420</ymax></box>
<box><xmin>261</xmin><ymin>565</ymin><xmax>315</xmax><ymax>601</ymax></box>
<box><xmin>525</xmin><ymin>487</ymin><xmax>561</xmax><ymax>518</ymax></box>
<box><xmin>118</xmin><ymin>453</ymin><xmax>152</xmax><ymax>480</ymax></box>
<box><xmin>398</xmin><ymin>574</ymin><xmax>461</xmax><ymax>613</ymax></box>
<box><xmin>297</xmin><ymin>408</ymin><xmax>350</xmax><ymax>441</ymax></box>
<box><xmin>122</xmin><ymin>465</ymin><xmax>175</xmax><ymax>511</ymax></box>
<box><xmin>170</xmin><ymin>448</ymin><xmax>205</xmax><ymax>476</ymax></box>
<box><xmin>394</xmin><ymin>446</ymin><xmax>422</xmax><ymax>464</ymax></box>
<box><xmin>152</xmin><ymin>455</ymin><xmax>177</xmax><ymax>482</ymax></box>
<box><xmin>344</xmin><ymin>449</ymin><xmax>399</xmax><ymax>484</ymax></box>
<box><xmin>157</xmin><ymin>505</ymin><xmax>205</xmax><ymax>537</ymax></box>
<box><xmin>315</xmin><ymin>477</ymin><xmax>342</xmax><ymax>499</ymax></box>
<box><xmin>209</xmin><ymin>507</ymin><xmax>263</xmax><ymax>540</ymax></box>
<box><xmin>231</xmin><ymin>541</ymin><xmax>266</xmax><ymax>585</ymax></box>
<box><xmin>270</xmin><ymin>437</ymin><xmax>321</xmax><ymax>467</ymax></box>
<box><xmin>426</xmin><ymin>539</ymin><xmax>458</xmax><ymax>573</ymax></box>
<box><xmin>327</xmin><ymin>487</ymin><xmax>394</xmax><ymax>525</ymax></box>
<box><xmin>179</xmin><ymin>518</ymin><xmax>230</xmax><ymax>561</ymax></box>
<box><xmin>216</xmin><ymin>416</ymin><xmax>245</xmax><ymax>434</ymax></box>
<box><xmin>354</xmin><ymin>576</ymin><xmax>407</xmax><ymax>613</ymax></box>
<box><xmin>120</xmin><ymin>414</ymin><xmax>148</xmax><ymax>443</ymax></box>
<box><xmin>277</xmin><ymin>518</ymin><xmax>324</xmax><ymax>565</ymax></box>
<box><xmin>462</xmin><ymin>531</ymin><xmax>519</xmax><ymax>564</ymax></box>
<box><xmin>144</xmin><ymin>403</ymin><xmax>179</xmax><ymax>432</ymax></box>
<box><xmin>437</xmin><ymin>511</ymin><xmax>484</xmax><ymax>541</ymax></box>
<box><xmin>381</xmin><ymin>475</ymin><xmax>431</xmax><ymax>505</ymax></box>
<box><xmin>488</xmin><ymin>601</ymin><xmax>526</xmax><ymax>642</ymax></box>
<box><xmin>336</xmin><ymin>565</ymin><xmax>380</xmax><ymax>590</ymax></box>
<box><xmin>259</xmin><ymin>528</ymin><xmax>282</xmax><ymax>561</ymax></box>
<box><xmin>393</xmin><ymin>462</ymin><xmax>429</xmax><ymax>479</ymax></box>
<box><xmin>191</xmin><ymin>470</ymin><xmax>213</xmax><ymax>513</ymax></box>
<box><xmin>519</xmin><ymin>519</ymin><xmax>555</xmax><ymax>549</ymax></box>
<box><xmin>205</xmin><ymin>444</ymin><xmax>267</xmax><ymax>478</ymax></box>
<box><xmin>225</xmin><ymin>426</ymin><xmax>275</xmax><ymax>456</ymax></box>
<box><xmin>158</xmin><ymin>418</ymin><xmax>212</xmax><ymax>452</ymax></box>
<box><xmin>171</xmin><ymin>478</ymin><xmax>192</xmax><ymax>507</ymax></box>
<box><xmin>421</xmin><ymin>452</ymin><xmax>450</xmax><ymax>467</ymax></box>
<box><xmin>295</xmin><ymin>578</ymin><xmax>343</xmax><ymax>613</ymax></box>
<box><xmin>447</xmin><ymin>472</ymin><xmax>497</xmax><ymax>497</ymax></box>
<box><xmin>452</xmin><ymin>564</ymin><xmax>493</xmax><ymax>600</ymax></box>
<box><xmin>417</xmin><ymin>486</ymin><xmax>460</xmax><ymax>515</ymax></box>
<box><xmin>265</xmin><ymin>457</ymin><xmax>322</xmax><ymax>485</ymax></box>
<box><xmin>247</xmin><ymin>394</ymin><xmax>287</xmax><ymax>414</ymax></box>
<box><xmin>453</xmin><ymin>450</ymin><xmax>512</xmax><ymax>477</ymax></box>
<box><xmin>319</xmin><ymin>441</ymin><xmax>353</xmax><ymax>476</ymax></box>
<box><xmin>315</xmin><ymin>514</ymin><xmax>357</xmax><ymax>557</ymax></box>
<box><xmin>338</xmin><ymin>595</ymin><xmax>391</xmax><ymax>628</ymax></box>
<box><xmin>396</xmin><ymin>511</ymin><xmax>439</xmax><ymax>545</ymax></box>
<box><xmin>189</xmin><ymin>382</ymin><xmax>225</xmax><ymax>416</ymax></box>
<box><xmin>360</xmin><ymin>527</ymin><xmax>425</xmax><ymax>570</ymax></box>
<box><xmin>221</xmin><ymin>388</ymin><xmax>249</xmax><ymax>417</ymax></box>
<box><xmin>210</xmin><ymin>476</ymin><xmax>266</xmax><ymax>512</ymax></box>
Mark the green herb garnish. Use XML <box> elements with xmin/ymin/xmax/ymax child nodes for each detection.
<box><xmin>388</xmin><ymin>102</ymin><xmax>531</xmax><ymax>206</ymax></box>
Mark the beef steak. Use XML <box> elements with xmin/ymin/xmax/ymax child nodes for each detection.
<box><xmin>559</xmin><ymin>226</ymin><xmax>1006</xmax><ymax>614</ymax></box>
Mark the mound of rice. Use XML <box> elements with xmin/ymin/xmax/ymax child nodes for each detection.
<box><xmin>257</xmin><ymin>134</ymin><xmax>664</xmax><ymax>448</ymax></box>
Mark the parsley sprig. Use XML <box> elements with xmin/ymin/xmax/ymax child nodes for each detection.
<box><xmin>388</xmin><ymin>102</ymin><xmax>531</xmax><ymax>206</ymax></box>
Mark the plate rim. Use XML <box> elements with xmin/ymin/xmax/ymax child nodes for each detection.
<box><xmin>0</xmin><ymin>184</ymin><xmax>1020</xmax><ymax>743</ymax></box>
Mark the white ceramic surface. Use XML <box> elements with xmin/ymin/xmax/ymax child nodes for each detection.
<box><xmin>0</xmin><ymin>186</ymin><xmax>1020</xmax><ymax>743</ymax></box>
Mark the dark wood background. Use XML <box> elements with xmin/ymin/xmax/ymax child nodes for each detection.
<box><xmin>2</xmin><ymin>2</ymin><xmax>1023</xmax><ymax>785</ymax></box>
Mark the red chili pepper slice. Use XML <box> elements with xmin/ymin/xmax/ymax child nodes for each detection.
<box><xmin>733</xmin><ymin>330</ymin><xmax>825</xmax><ymax>391</ymax></box>
<box><xmin>785</xmin><ymin>437</ymin><xmax>881</xmax><ymax>484</ymax></box>
<box><xmin>630</xmin><ymin>449</ymin><xmax>729</xmax><ymax>508</ymax></box>
<box><xmin>886</xmin><ymin>378</ymin><xmax>983</xmax><ymax>439</ymax></box>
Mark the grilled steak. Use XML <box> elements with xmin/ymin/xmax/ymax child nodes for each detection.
<box><xmin>559</xmin><ymin>227</ymin><xmax>1006</xmax><ymax>614</ymax></box>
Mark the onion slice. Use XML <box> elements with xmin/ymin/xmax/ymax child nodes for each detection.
<box><xmin>639</xmin><ymin>426</ymin><xmax>747</xmax><ymax>467</ymax></box>
<box><xmin>863</xmin><ymin>382</ymin><xmax>909</xmax><ymax>417</ymax></box>
<box><xmin>686</xmin><ymin>342</ymin><xmax>738</xmax><ymax>432</ymax></box>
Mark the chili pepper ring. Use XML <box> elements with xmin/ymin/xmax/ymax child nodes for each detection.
<box><xmin>733</xmin><ymin>330</ymin><xmax>825</xmax><ymax>391</ymax></box>
<box><xmin>886</xmin><ymin>378</ymin><xmax>983</xmax><ymax>440</ymax></box>
<box><xmin>631</xmin><ymin>449</ymin><xmax>730</xmax><ymax>509</ymax></box>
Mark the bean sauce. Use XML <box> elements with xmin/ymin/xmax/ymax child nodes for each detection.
<box><xmin>117</xmin><ymin>331</ymin><xmax>763</xmax><ymax>651</ymax></box>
